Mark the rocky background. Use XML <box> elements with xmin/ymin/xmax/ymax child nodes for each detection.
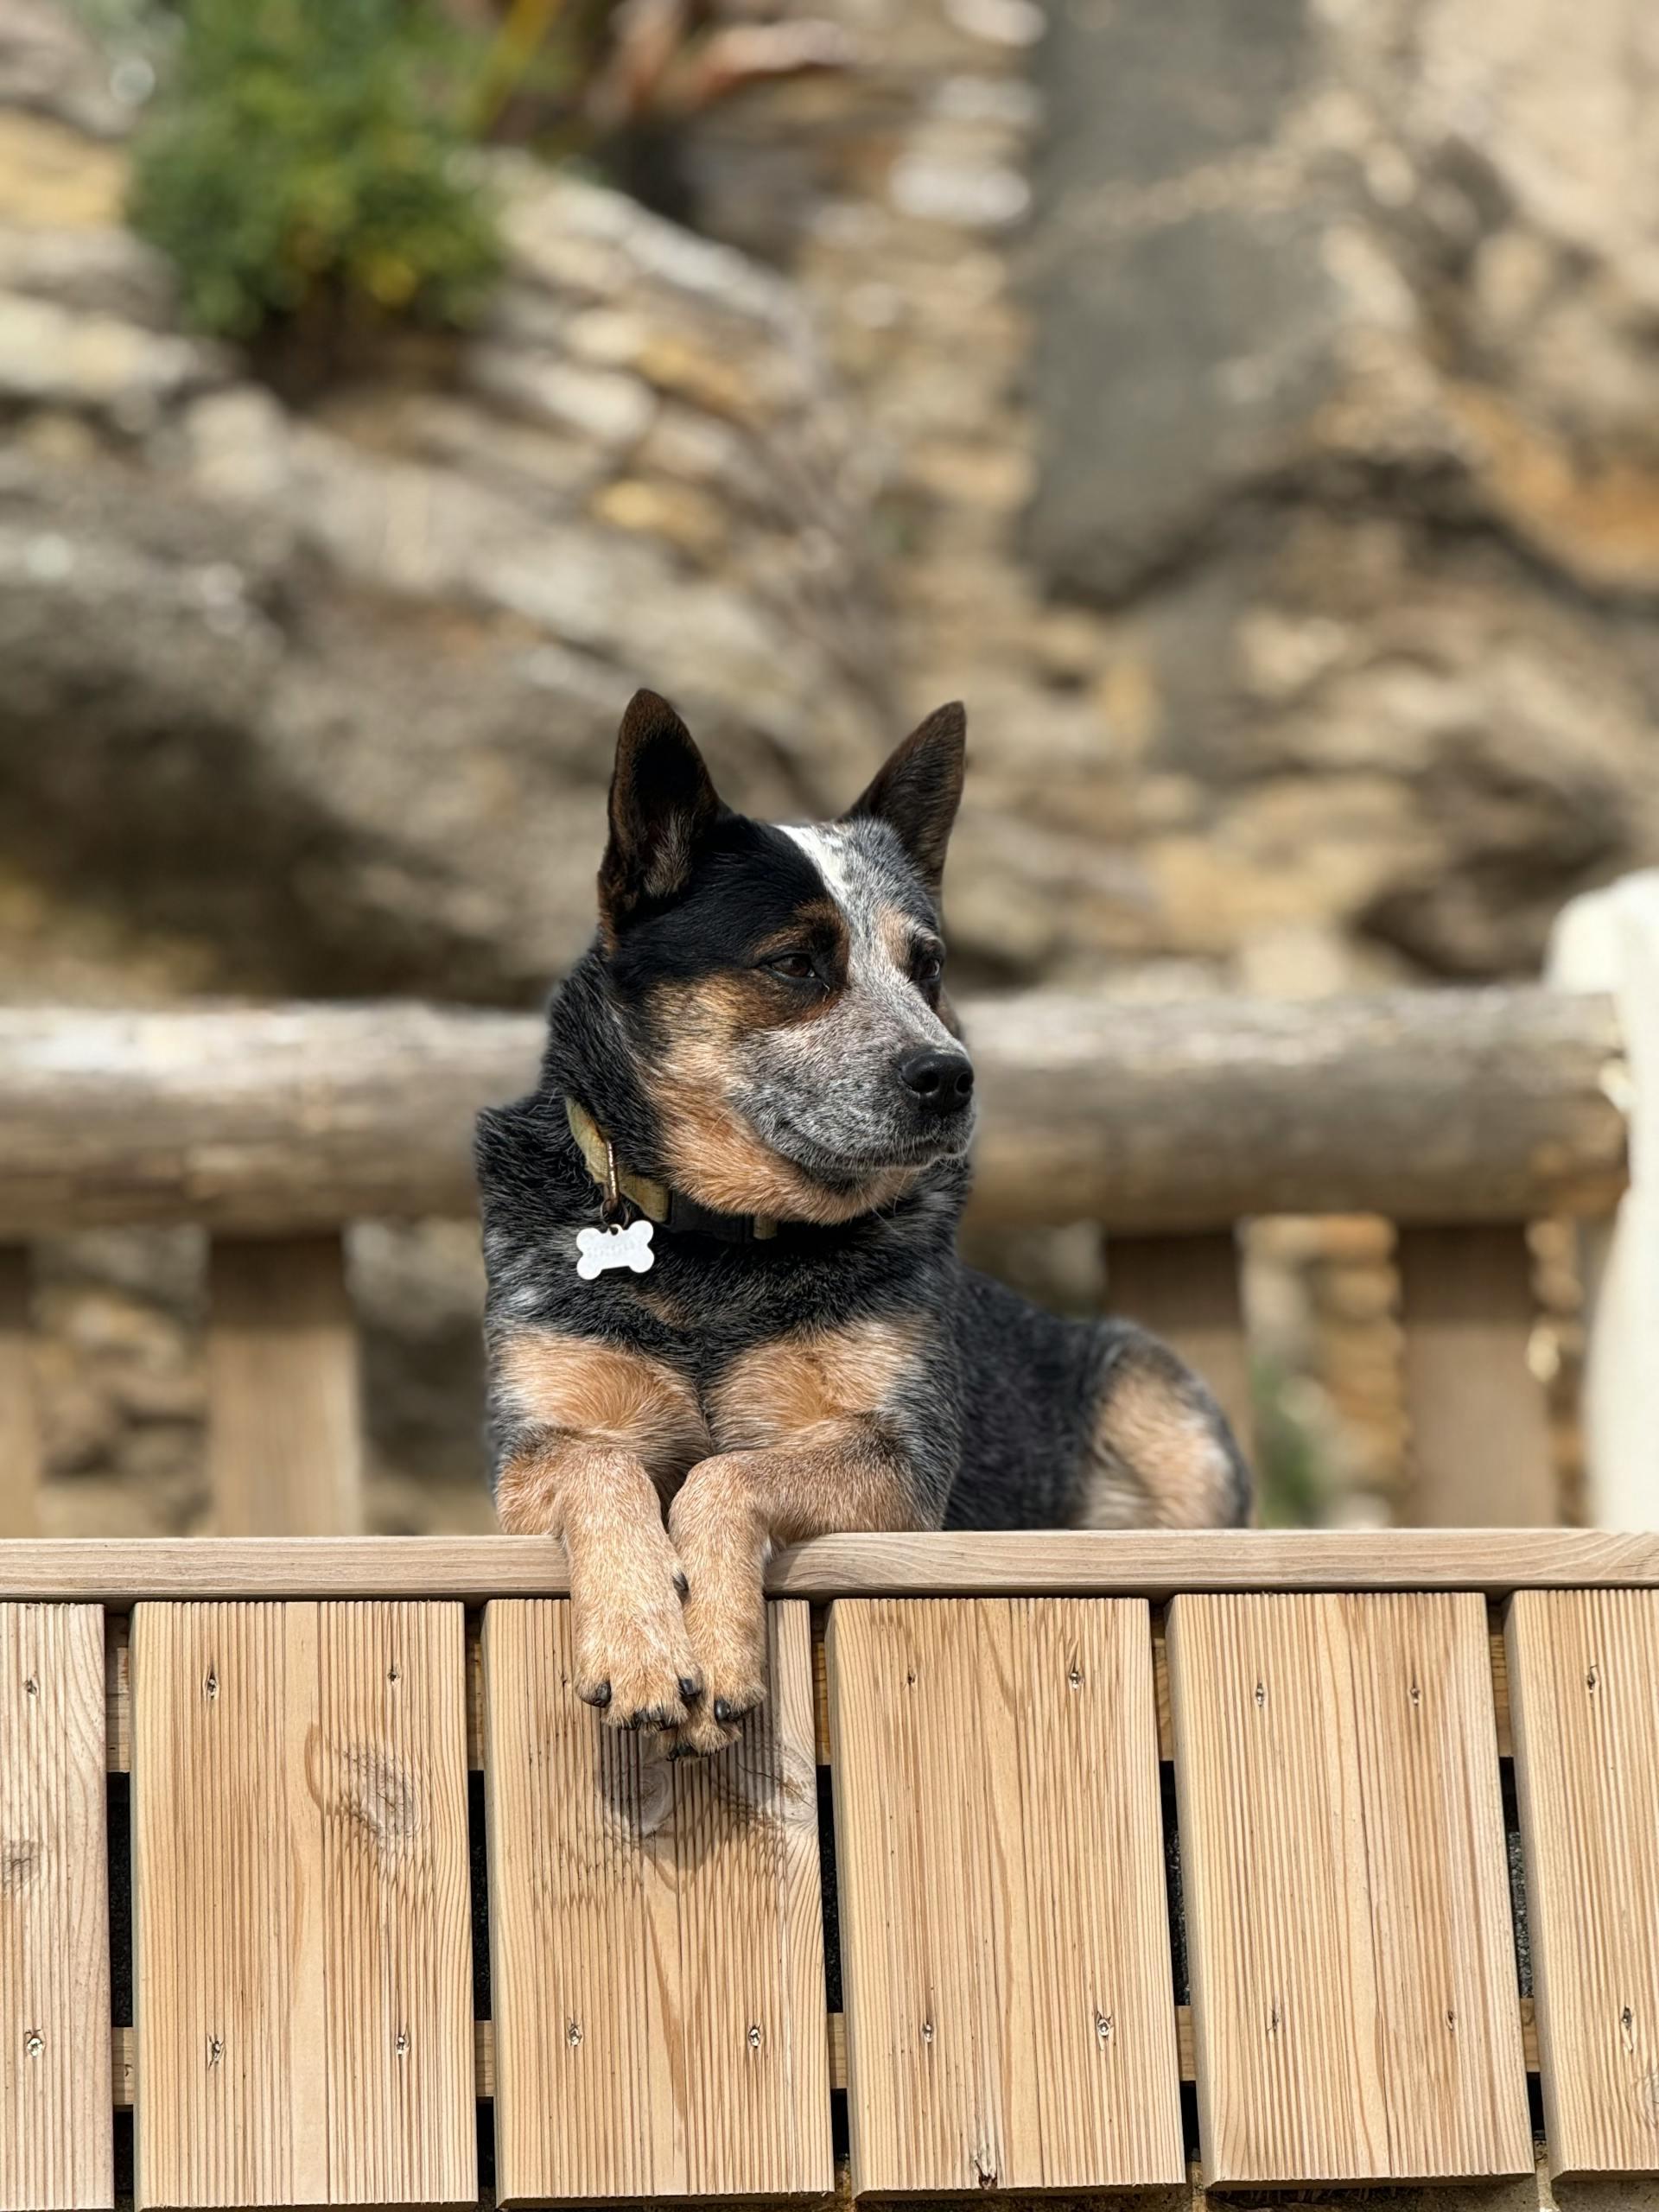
<box><xmin>5</xmin><ymin>0</ymin><xmax>1650</xmax><ymax>1530</ymax></box>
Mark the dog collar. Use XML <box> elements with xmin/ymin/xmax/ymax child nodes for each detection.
<box><xmin>564</xmin><ymin>1098</ymin><xmax>779</xmax><ymax>1244</ymax></box>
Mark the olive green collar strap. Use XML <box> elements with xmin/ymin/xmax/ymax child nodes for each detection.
<box><xmin>564</xmin><ymin>1097</ymin><xmax>778</xmax><ymax>1243</ymax></box>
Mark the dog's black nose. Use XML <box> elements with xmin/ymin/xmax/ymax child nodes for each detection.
<box><xmin>898</xmin><ymin>1046</ymin><xmax>975</xmax><ymax>1113</ymax></box>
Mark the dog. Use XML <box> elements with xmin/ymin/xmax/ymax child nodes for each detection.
<box><xmin>477</xmin><ymin>689</ymin><xmax>1249</xmax><ymax>1754</ymax></box>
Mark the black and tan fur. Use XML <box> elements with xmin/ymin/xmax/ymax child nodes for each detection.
<box><xmin>478</xmin><ymin>690</ymin><xmax>1249</xmax><ymax>1753</ymax></box>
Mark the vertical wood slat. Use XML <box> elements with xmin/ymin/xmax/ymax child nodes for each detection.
<box><xmin>1507</xmin><ymin>1589</ymin><xmax>1659</xmax><ymax>2177</ymax></box>
<box><xmin>132</xmin><ymin>1602</ymin><xmax>474</xmax><ymax>2209</ymax></box>
<box><xmin>1104</xmin><ymin>1232</ymin><xmax>1255</xmax><ymax>1459</ymax></box>
<box><xmin>0</xmin><ymin>1249</ymin><xmax>42</xmax><ymax>1541</ymax></box>
<box><xmin>207</xmin><ymin>1236</ymin><xmax>364</xmax><ymax>1536</ymax></box>
<box><xmin>1396</xmin><ymin>1225</ymin><xmax>1556</xmax><ymax>1525</ymax></box>
<box><xmin>0</xmin><ymin>1605</ymin><xmax>111</xmax><ymax>2212</ymax></box>
<box><xmin>1168</xmin><ymin>1591</ymin><xmax>1530</xmax><ymax>2189</ymax></box>
<box><xmin>484</xmin><ymin>1599</ymin><xmax>830</xmax><ymax>2208</ymax></box>
<box><xmin>828</xmin><ymin>1597</ymin><xmax>1183</xmax><ymax>2198</ymax></box>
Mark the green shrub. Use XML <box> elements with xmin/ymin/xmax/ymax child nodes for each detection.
<box><xmin>129</xmin><ymin>0</ymin><xmax>501</xmax><ymax>346</ymax></box>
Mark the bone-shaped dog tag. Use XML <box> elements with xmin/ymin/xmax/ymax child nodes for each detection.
<box><xmin>575</xmin><ymin>1218</ymin><xmax>655</xmax><ymax>1281</ymax></box>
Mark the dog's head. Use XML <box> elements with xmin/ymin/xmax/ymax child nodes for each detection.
<box><xmin>594</xmin><ymin>688</ymin><xmax>973</xmax><ymax>1224</ymax></box>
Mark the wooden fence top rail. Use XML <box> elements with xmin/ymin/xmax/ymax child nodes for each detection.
<box><xmin>4</xmin><ymin>1529</ymin><xmax>1659</xmax><ymax>1603</ymax></box>
<box><xmin>0</xmin><ymin>985</ymin><xmax>1627</xmax><ymax>1236</ymax></box>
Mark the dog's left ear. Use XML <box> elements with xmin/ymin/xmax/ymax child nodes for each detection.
<box><xmin>599</xmin><ymin>689</ymin><xmax>724</xmax><ymax>931</ymax></box>
<box><xmin>842</xmin><ymin>702</ymin><xmax>966</xmax><ymax>897</ymax></box>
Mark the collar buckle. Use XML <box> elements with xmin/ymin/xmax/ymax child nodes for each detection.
<box><xmin>600</xmin><ymin>1136</ymin><xmax>632</xmax><ymax>1228</ymax></box>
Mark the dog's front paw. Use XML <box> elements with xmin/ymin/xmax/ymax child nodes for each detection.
<box><xmin>667</xmin><ymin>1622</ymin><xmax>768</xmax><ymax>1756</ymax></box>
<box><xmin>569</xmin><ymin>1530</ymin><xmax>701</xmax><ymax>1732</ymax></box>
<box><xmin>669</xmin><ymin>1503</ymin><xmax>768</xmax><ymax>1756</ymax></box>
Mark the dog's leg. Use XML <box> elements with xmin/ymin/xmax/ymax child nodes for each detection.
<box><xmin>491</xmin><ymin>1327</ymin><xmax>710</xmax><ymax>1729</ymax></box>
<box><xmin>1074</xmin><ymin>1323</ymin><xmax>1250</xmax><ymax>1529</ymax></box>
<box><xmin>499</xmin><ymin>1440</ymin><xmax>703</xmax><ymax>1728</ymax></box>
<box><xmin>667</xmin><ymin>1432</ymin><xmax>925</xmax><ymax>1754</ymax></box>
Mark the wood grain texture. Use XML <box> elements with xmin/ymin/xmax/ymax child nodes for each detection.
<box><xmin>1169</xmin><ymin>1592</ymin><xmax>1530</xmax><ymax>2188</ymax></box>
<box><xmin>207</xmin><ymin>1238</ymin><xmax>363</xmax><ymax>1538</ymax></box>
<box><xmin>132</xmin><ymin>1602</ymin><xmax>474</xmax><ymax>2209</ymax></box>
<box><xmin>1398</xmin><ymin>1227</ymin><xmax>1558</xmax><ymax>1527</ymax></box>
<box><xmin>0</xmin><ymin>988</ymin><xmax>1625</xmax><ymax>1235</ymax></box>
<box><xmin>484</xmin><ymin>1599</ymin><xmax>830</xmax><ymax>2207</ymax></box>
<box><xmin>828</xmin><ymin>1597</ymin><xmax>1183</xmax><ymax>2196</ymax></box>
<box><xmin>0</xmin><ymin>1249</ymin><xmax>42</xmax><ymax>1541</ymax></box>
<box><xmin>0</xmin><ymin>1604</ymin><xmax>111</xmax><ymax>2212</ymax></box>
<box><xmin>1105</xmin><ymin>1231</ymin><xmax>1254</xmax><ymax>1457</ymax></box>
<box><xmin>1507</xmin><ymin>1589</ymin><xmax>1659</xmax><ymax>2177</ymax></box>
<box><xmin>9</xmin><ymin>1528</ymin><xmax>1659</xmax><ymax>1605</ymax></box>
<box><xmin>111</xmin><ymin>1999</ymin><xmax>1544</xmax><ymax>2113</ymax></box>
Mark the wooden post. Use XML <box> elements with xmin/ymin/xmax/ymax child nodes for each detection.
<box><xmin>207</xmin><ymin>1236</ymin><xmax>365</xmax><ymax>1536</ymax></box>
<box><xmin>1396</xmin><ymin>1225</ymin><xmax>1556</xmax><ymax>1526</ymax></box>
<box><xmin>0</xmin><ymin>1247</ymin><xmax>42</xmax><ymax>1540</ymax></box>
<box><xmin>1548</xmin><ymin>872</ymin><xmax>1658</xmax><ymax>1528</ymax></box>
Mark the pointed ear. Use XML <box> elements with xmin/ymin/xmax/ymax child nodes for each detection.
<box><xmin>599</xmin><ymin>690</ymin><xmax>724</xmax><ymax>931</ymax></box>
<box><xmin>842</xmin><ymin>702</ymin><xmax>966</xmax><ymax>895</ymax></box>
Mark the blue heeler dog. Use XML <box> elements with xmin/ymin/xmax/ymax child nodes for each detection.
<box><xmin>477</xmin><ymin>690</ymin><xmax>1249</xmax><ymax>1753</ymax></box>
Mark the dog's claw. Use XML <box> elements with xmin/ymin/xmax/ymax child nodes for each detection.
<box><xmin>679</xmin><ymin>1675</ymin><xmax>702</xmax><ymax>1703</ymax></box>
<box><xmin>582</xmin><ymin>1680</ymin><xmax>613</xmax><ymax>1710</ymax></box>
<box><xmin>673</xmin><ymin>1570</ymin><xmax>690</xmax><ymax>1599</ymax></box>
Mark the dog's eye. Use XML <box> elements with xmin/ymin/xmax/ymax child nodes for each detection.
<box><xmin>913</xmin><ymin>950</ymin><xmax>944</xmax><ymax>988</ymax></box>
<box><xmin>766</xmin><ymin>950</ymin><xmax>818</xmax><ymax>982</ymax></box>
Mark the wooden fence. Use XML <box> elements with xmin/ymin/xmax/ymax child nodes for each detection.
<box><xmin>4</xmin><ymin>1531</ymin><xmax>1659</xmax><ymax>2208</ymax></box>
<box><xmin>0</xmin><ymin>980</ymin><xmax>1634</xmax><ymax>1540</ymax></box>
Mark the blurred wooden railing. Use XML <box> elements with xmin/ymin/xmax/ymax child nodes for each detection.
<box><xmin>0</xmin><ymin>976</ymin><xmax>1638</xmax><ymax>1538</ymax></box>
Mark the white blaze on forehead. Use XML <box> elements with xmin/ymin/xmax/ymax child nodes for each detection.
<box><xmin>780</xmin><ymin>823</ymin><xmax>854</xmax><ymax>907</ymax></box>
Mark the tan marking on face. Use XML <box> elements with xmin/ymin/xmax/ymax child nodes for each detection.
<box><xmin>645</xmin><ymin>976</ymin><xmax>918</xmax><ymax>1224</ymax></box>
<box><xmin>708</xmin><ymin>1315</ymin><xmax>925</xmax><ymax>1453</ymax></box>
<box><xmin>878</xmin><ymin>906</ymin><xmax>915</xmax><ymax>971</ymax></box>
<box><xmin>1081</xmin><ymin>1367</ymin><xmax>1236</xmax><ymax>1529</ymax></box>
<box><xmin>753</xmin><ymin>898</ymin><xmax>849</xmax><ymax>987</ymax></box>
<box><xmin>497</xmin><ymin>1330</ymin><xmax>709</xmax><ymax>1482</ymax></box>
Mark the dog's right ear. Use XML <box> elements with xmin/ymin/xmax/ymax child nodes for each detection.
<box><xmin>598</xmin><ymin>689</ymin><xmax>724</xmax><ymax>934</ymax></box>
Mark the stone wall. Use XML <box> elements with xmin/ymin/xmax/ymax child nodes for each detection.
<box><xmin>0</xmin><ymin>0</ymin><xmax>890</xmax><ymax>1010</ymax></box>
<box><xmin>689</xmin><ymin>0</ymin><xmax>1659</xmax><ymax>994</ymax></box>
